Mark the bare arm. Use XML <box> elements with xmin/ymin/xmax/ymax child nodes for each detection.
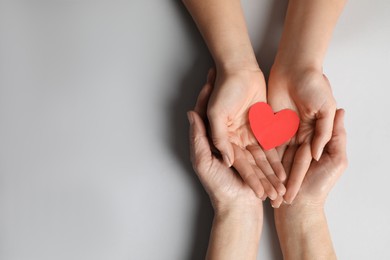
<box><xmin>268</xmin><ymin>0</ymin><xmax>347</xmax><ymax>205</ymax></box>
<box><xmin>207</xmin><ymin>207</ymin><xmax>262</xmax><ymax>260</ymax></box>
<box><xmin>182</xmin><ymin>0</ymin><xmax>287</xmax><ymax>202</ymax></box>
<box><xmin>275</xmin><ymin>206</ymin><xmax>335</xmax><ymax>260</ymax></box>
<box><xmin>182</xmin><ymin>0</ymin><xmax>257</xmax><ymax>71</ymax></box>
<box><xmin>274</xmin><ymin>0</ymin><xmax>347</xmax><ymax>71</ymax></box>
<box><xmin>274</xmin><ymin>109</ymin><xmax>348</xmax><ymax>259</ymax></box>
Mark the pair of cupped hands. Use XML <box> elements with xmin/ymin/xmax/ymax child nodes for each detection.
<box><xmin>188</xmin><ymin>65</ymin><xmax>346</xmax><ymax>209</ymax></box>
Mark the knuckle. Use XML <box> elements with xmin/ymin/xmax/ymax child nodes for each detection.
<box><xmin>271</xmin><ymin>161</ymin><xmax>284</xmax><ymax>173</ymax></box>
<box><xmin>240</xmin><ymin>166</ymin><xmax>254</xmax><ymax>179</ymax></box>
<box><xmin>255</xmin><ymin>152</ymin><xmax>267</xmax><ymax>162</ymax></box>
<box><xmin>294</xmin><ymin>156</ymin><xmax>311</xmax><ymax>165</ymax></box>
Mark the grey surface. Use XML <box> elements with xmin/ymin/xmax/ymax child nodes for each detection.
<box><xmin>0</xmin><ymin>0</ymin><xmax>389</xmax><ymax>259</ymax></box>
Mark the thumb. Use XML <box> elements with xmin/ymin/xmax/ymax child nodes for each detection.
<box><xmin>207</xmin><ymin>110</ymin><xmax>234</xmax><ymax>167</ymax></box>
<box><xmin>312</xmin><ymin>108</ymin><xmax>336</xmax><ymax>161</ymax></box>
<box><xmin>327</xmin><ymin>109</ymin><xmax>347</xmax><ymax>158</ymax></box>
<box><xmin>188</xmin><ymin>111</ymin><xmax>213</xmax><ymax>176</ymax></box>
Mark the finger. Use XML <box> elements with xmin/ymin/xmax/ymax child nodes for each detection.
<box><xmin>232</xmin><ymin>144</ymin><xmax>264</xmax><ymax>198</ymax></box>
<box><xmin>205</xmin><ymin>69</ymin><xmax>233</xmax><ymax>166</ymax></box>
<box><xmin>247</xmin><ymin>145</ymin><xmax>286</xmax><ymax>195</ymax></box>
<box><xmin>188</xmin><ymin>111</ymin><xmax>213</xmax><ymax>175</ymax></box>
<box><xmin>327</xmin><ymin>109</ymin><xmax>348</xmax><ymax>168</ymax></box>
<box><xmin>265</xmin><ymin>149</ymin><xmax>287</xmax><ymax>183</ymax></box>
<box><xmin>276</xmin><ymin>144</ymin><xmax>288</xmax><ymax>160</ymax></box>
<box><xmin>252</xmin><ymin>165</ymin><xmax>278</xmax><ymax>200</ymax></box>
<box><xmin>207</xmin><ymin>67</ymin><xmax>216</xmax><ymax>84</ymax></box>
<box><xmin>283</xmin><ymin>142</ymin><xmax>312</xmax><ymax>204</ymax></box>
<box><xmin>260</xmin><ymin>177</ymin><xmax>278</xmax><ymax>201</ymax></box>
<box><xmin>270</xmin><ymin>195</ymin><xmax>284</xmax><ymax>208</ymax></box>
<box><xmin>332</xmin><ymin>109</ymin><xmax>346</xmax><ymax>142</ymax></box>
<box><xmin>281</xmin><ymin>144</ymin><xmax>298</xmax><ymax>179</ymax></box>
<box><xmin>208</xmin><ymin>112</ymin><xmax>234</xmax><ymax>167</ymax></box>
<box><xmin>194</xmin><ymin>83</ymin><xmax>213</xmax><ymax>119</ymax></box>
<box><xmin>193</xmin><ymin>68</ymin><xmax>216</xmax><ymax>118</ymax></box>
<box><xmin>312</xmin><ymin>107</ymin><xmax>336</xmax><ymax>161</ymax></box>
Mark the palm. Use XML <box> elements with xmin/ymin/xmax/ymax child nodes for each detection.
<box><xmin>207</xmin><ymin>69</ymin><xmax>286</xmax><ymax>199</ymax></box>
<box><xmin>208</xmin><ymin>70</ymin><xmax>265</xmax><ymax>148</ymax></box>
<box><xmin>268</xmin><ymin>70</ymin><xmax>335</xmax><ymax>146</ymax></box>
<box><xmin>195</xmin><ymin>139</ymin><xmax>261</xmax><ymax>206</ymax></box>
<box><xmin>267</xmin><ymin>68</ymin><xmax>337</xmax><ymax>203</ymax></box>
<box><xmin>191</xmin><ymin>69</ymin><xmax>287</xmax><ymax>201</ymax></box>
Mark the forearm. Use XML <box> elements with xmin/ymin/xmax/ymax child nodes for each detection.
<box><xmin>182</xmin><ymin>0</ymin><xmax>258</xmax><ymax>71</ymax></box>
<box><xmin>274</xmin><ymin>205</ymin><xmax>336</xmax><ymax>260</ymax></box>
<box><xmin>206</xmin><ymin>206</ymin><xmax>263</xmax><ymax>260</ymax></box>
<box><xmin>274</xmin><ymin>0</ymin><xmax>346</xmax><ymax>71</ymax></box>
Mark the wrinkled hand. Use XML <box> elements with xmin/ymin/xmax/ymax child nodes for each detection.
<box><xmin>206</xmin><ymin>68</ymin><xmax>286</xmax><ymax>200</ymax></box>
<box><xmin>289</xmin><ymin>109</ymin><xmax>347</xmax><ymax>206</ymax></box>
<box><xmin>268</xmin><ymin>67</ymin><xmax>337</xmax><ymax>204</ymax></box>
<box><xmin>274</xmin><ymin>109</ymin><xmax>347</xmax><ymax>208</ymax></box>
<box><xmin>188</xmin><ymin>84</ymin><xmax>261</xmax><ymax>209</ymax></box>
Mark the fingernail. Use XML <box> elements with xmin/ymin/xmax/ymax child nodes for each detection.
<box><xmin>222</xmin><ymin>154</ymin><xmax>232</xmax><ymax>167</ymax></box>
<box><xmin>315</xmin><ymin>149</ymin><xmax>323</xmax><ymax>161</ymax></box>
<box><xmin>187</xmin><ymin>112</ymin><xmax>194</xmax><ymax>125</ymax></box>
<box><xmin>283</xmin><ymin>200</ymin><xmax>291</xmax><ymax>205</ymax></box>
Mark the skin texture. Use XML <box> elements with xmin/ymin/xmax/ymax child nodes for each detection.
<box><xmin>188</xmin><ymin>80</ymin><xmax>263</xmax><ymax>260</ymax></box>
<box><xmin>184</xmin><ymin>0</ymin><xmax>347</xmax><ymax>257</ymax></box>
<box><xmin>274</xmin><ymin>109</ymin><xmax>348</xmax><ymax>260</ymax></box>
<box><xmin>268</xmin><ymin>0</ymin><xmax>347</xmax><ymax>204</ymax></box>
<box><xmin>182</xmin><ymin>0</ymin><xmax>286</xmax><ymax>200</ymax></box>
<box><xmin>188</xmin><ymin>79</ymin><xmax>348</xmax><ymax>259</ymax></box>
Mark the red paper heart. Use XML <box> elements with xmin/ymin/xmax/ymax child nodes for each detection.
<box><xmin>248</xmin><ymin>102</ymin><xmax>300</xmax><ymax>150</ymax></box>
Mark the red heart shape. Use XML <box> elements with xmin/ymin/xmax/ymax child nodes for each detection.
<box><xmin>249</xmin><ymin>102</ymin><xmax>300</xmax><ymax>150</ymax></box>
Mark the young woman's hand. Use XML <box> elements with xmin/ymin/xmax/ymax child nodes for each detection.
<box><xmin>268</xmin><ymin>67</ymin><xmax>337</xmax><ymax>204</ymax></box>
<box><xmin>189</xmin><ymin>70</ymin><xmax>273</xmax><ymax>208</ymax></box>
<box><xmin>206</xmin><ymin>68</ymin><xmax>286</xmax><ymax>201</ymax></box>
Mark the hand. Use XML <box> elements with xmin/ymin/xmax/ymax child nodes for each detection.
<box><xmin>187</xmin><ymin>77</ymin><xmax>261</xmax><ymax>210</ymax></box>
<box><xmin>206</xmin><ymin>68</ymin><xmax>286</xmax><ymax>200</ymax></box>
<box><xmin>268</xmin><ymin>67</ymin><xmax>337</xmax><ymax>203</ymax></box>
<box><xmin>273</xmin><ymin>109</ymin><xmax>346</xmax><ymax>260</ymax></box>
<box><xmin>188</xmin><ymin>78</ymin><xmax>266</xmax><ymax>259</ymax></box>
<box><xmin>282</xmin><ymin>108</ymin><xmax>347</xmax><ymax>208</ymax></box>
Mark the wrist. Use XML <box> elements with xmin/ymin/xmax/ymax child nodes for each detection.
<box><xmin>271</xmin><ymin>57</ymin><xmax>322</xmax><ymax>80</ymax></box>
<box><xmin>269</xmin><ymin>63</ymin><xmax>324</xmax><ymax>89</ymax></box>
<box><xmin>274</xmin><ymin>202</ymin><xmax>324</xmax><ymax>228</ymax></box>
<box><xmin>216</xmin><ymin>55</ymin><xmax>260</xmax><ymax>74</ymax></box>
<box><xmin>214</xmin><ymin>206</ymin><xmax>263</xmax><ymax>237</ymax></box>
<box><xmin>274</xmin><ymin>202</ymin><xmax>335</xmax><ymax>260</ymax></box>
<box><xmin>207</xmin><ymin>201</ymin><xmax>263</xmax><ymax>260</ymax></box>
<box><xmin>214</xmin><ymin>202</ymin><xmax>263</xmax><ymax>223</ymax></box>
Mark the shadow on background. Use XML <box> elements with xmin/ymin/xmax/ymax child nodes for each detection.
<box><xmin>170</xmin><ymin>0</ymin><xmax>288</xmax><ymax>259</ymax></box>
<box><xmin>169</xmin><ymin>2</ymin><xmax>214</xmax><ymax>260</ymax></box>
<box><xmin>256</xmin><ymin>0</ymin><xmax>288</xmax><ymax>80</ymax></box>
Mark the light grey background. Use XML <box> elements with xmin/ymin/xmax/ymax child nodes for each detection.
<box><xmin>0</xmin><ymin>0</ymin><xmax>389</xmax><ymax>259</ymax></box>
